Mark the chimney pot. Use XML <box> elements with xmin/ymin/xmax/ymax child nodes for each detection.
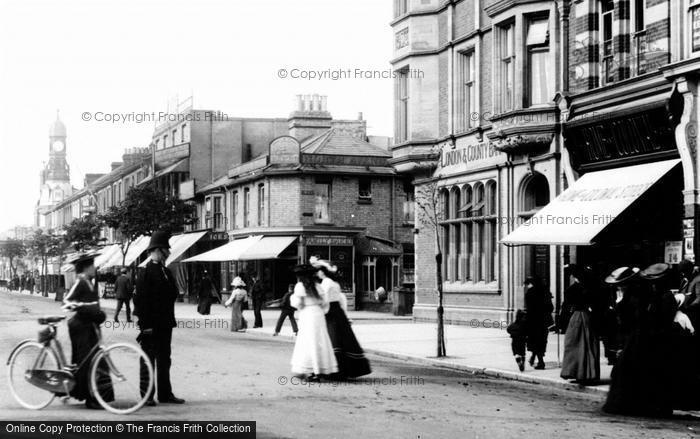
<box><xmin>358</xmin><ymin>112</ymin><xmax>363</xmax><ymax>121</ymax></box>
<box><xmin>321</xmin><ymin>96</ymin><xmax>328</xmax><ymax>112</ymax></box>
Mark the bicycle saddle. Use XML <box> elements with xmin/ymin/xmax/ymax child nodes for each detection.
<box><xmin>38</xmin><ymin>316</ymin><xmax>66</xmax><ymax>324</ymax></box>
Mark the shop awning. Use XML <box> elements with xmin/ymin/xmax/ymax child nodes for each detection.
<box><xmin>138</xmin><ymin>231</ymin><xmax>207</xmax><ymax>267</ymax></box>
<box><xmin>101</xmin><ymin>235</ymin><xmax>150</xmax><ymax>268</ymax></box>
<box><xmin>356</xmin><ymin>236</ymin><xmax>402</xmax><ymax>255</ymax></box>
<box><xmin>238</xmin><ymin>236</ymin><xmax>297</xmax><ymax>260</ymax></box>
<box><xmin>501</xmin><ymin>159</ymin><xmax>681</xmax><ymax>246</ymax></box>
<box><xmin>95</xmin><ymin>244</ymin><xmax>122</xmax><ymax>268</ymax></box>
<box><xmin>181</xmin><ymin>235</ymin><xmax>262</xmax><ymax>262</ymax></box>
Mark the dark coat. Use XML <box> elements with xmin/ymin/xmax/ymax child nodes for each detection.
<box><xmin>114</xmin><ymin>274</ymin><xmax>133</xmax><ymax>299</ymax></box>
<box><xmin>250</xmin><ymin>279</ymin><xmax>265</xmax><ymax>302</ymax></box>
<box><xmin>134</xmin><ymin>261</ymin><xmax>178</xmax><ymax>330</ymax></box>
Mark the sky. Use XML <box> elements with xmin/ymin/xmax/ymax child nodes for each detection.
<box><xmin>0</xmin><ymin>0</ymin><xmax>394</xmax><ymax>232</ymax></box>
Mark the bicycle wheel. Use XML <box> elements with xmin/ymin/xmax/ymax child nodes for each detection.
<box><xmin>7</xmin><ymin>342</ymin><xmax>59</xmax><ymax>410</ymax></box>
<box><xmin>89</xmin><ymin>342</ymin><xmax>153</xmax><ymax>414</ymax></box>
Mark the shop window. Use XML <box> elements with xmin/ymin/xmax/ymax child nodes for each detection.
<box><xmin>499</xmin><ymin>21</ymin><xmax>515</xmax><ymax>112</ymax></box>
<box><xmin>526</xmin><ymin>15</ymin><xmax>551</xmax><ymax>106</ymax></box>
<box><xmin>314</xmin><ymin>181</ymin><xmax>331</xmax><ymax>223</ymax></box>
<box><xmin>362</xmin><ymin>257</ymin><xmax>377</xmax><ymax>292</ymax></box>
<box><xmin>257</xmin><ymin>184</ymin><xmax>265</xmax><ymax>226</ymax></box>
<box><xmin>440</xmin><ymin>179</ymin><xmax>498</xmax><ymax>284</ymax></box>
<box><xmin>243</xmin><ymin>188</ymin><xmax>250</xmax><ymax>227</ymax></box>
<box><xmin>395</xmin><ymin>68</ymin><xmax>409</xmax><ymax>142</ymax></box>
<box><xmin>455</xmin><ymin>49</ymin><xmax>476</xmax><ymax>132</ymax></box>
<box><xmin>402</xmin><ymin>251</ymin><xmax>415</xmax><ymax>284</ymax></box>
<box><xmin>519</xmin><ymin>173</ymin><xmax>550</xmax><ymax>287</ymax></box>
<box><xmin>359</xmin><ymin>178</ymin><xmax>372</xmax><ymax>201</ymax></box>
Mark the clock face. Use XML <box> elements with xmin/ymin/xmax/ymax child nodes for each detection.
<box><xmin>52</xmin><ymin>140</ymin><xmax>64</xmax><ymax>152</ymax></box>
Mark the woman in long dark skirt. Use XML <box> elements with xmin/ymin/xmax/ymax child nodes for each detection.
<box><xmin>524</xmin><ymin>276</ymin><xmax>553</xmax><ymax>370</ymax></box>
<box><xmin>62</xmin><ymin>252</ymin><xmax>113</xmax><ymax>409</ymax></box>
<box><xmin>603</xmin><ymin>264</ymin><xmax>679</xmax><ymax>417</ymax></box>
<box><xmin>311</xmin><ymin>257</ymin><xmax>371</xmax><ymax>379</ymax></box>
<box><xmin>560</xmin><ymin>264</ymin><xmax>600</xmax><ymax>383</ymax></box>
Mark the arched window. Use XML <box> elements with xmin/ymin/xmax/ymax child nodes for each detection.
<box><xmin>440</xmin><ymin>188</ymin><xmax>451</xmax><ymax>280</ymax></box>
<box><xmin>451</xmin><ymin>187</ymin><xmax>462</xmax><ymax>280</ymax></box>
<box><xmin>519</xmin><ymin>173</ymin><xmax>550</xmax><ymax>288</ymax></box>
<box><xmin>485</xmin><ymin>180</ymin><xmax>498</xmax><ymax>281</ymax></box>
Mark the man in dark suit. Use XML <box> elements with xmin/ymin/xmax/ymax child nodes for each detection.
<box><xmin>114</xmin><ymin>268</ymin><xmax>133</xmax><ymax>322</ymax></box>
<box><xmin>250</xmin><ymin>273</ymin><xmax>265</xmax><ymax>328</ymax></box>
<box><xmin>134</xmin><ymin>231</ymin><xmax>185</xmax><ymax>406</ymax></box>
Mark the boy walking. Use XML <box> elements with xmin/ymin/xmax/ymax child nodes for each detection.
<box><xmin>273</xmin><ymin>284</ymin><xmax>298</xmax><ymax>336</ymax></box>
<box><xmin>507</xmin><ymin>309</ymin><xmax>528</xmax><ymax>371</ymax></box>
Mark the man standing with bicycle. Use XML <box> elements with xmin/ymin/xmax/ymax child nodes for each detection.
<box><xmin>134</xmin><ymin>231</ymin><xmax>185</xmax><ymax>406</ymax></box>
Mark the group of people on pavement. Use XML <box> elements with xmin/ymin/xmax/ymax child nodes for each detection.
<box><xmin>289</xmin><ymin>257</ymin><xmax>371</xmax><ymax>381</ymax></box>
<box><xmin>9</xmin><ymin>273</ymin><xmax>35</xmax><ymax>293</ymax></box>
<box><xmin>61</xmin><ymin>231</ymin><xmax>185</xmax><ymax>409</ymax></box>
<box><xmin>550</xmin><ymin>260</ymin><xmax>700</xmax><ymax>417</ymax></box>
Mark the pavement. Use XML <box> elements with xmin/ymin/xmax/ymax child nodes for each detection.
<box><xmin>10</xmin><ymin>288</ymin><xmax>612</xmax><ymax>395</ymax></box>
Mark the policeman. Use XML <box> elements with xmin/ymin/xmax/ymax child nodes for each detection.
<box><xmin>134</xmin><ymin>231</ymin><xmax>185</xmax><ymax>406</ymax></box>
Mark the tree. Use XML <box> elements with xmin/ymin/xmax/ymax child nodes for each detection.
<box><xmin>0</xmin><ymin>239</ymin><xmax>26</xmax><ymax>280</ymax></box>
<box><xmin>416</xmin><ymin>176</ymin><xmax>447</xmax><ymax>357</ymax></box>
<box><xmin>63</xmin><ymin>213</ymin><xmax>105</xmax><ymax>251</ymax></box>
<box><xmin>28</xmin><ymin>229</ymin><xmax>65</xmax><ymax>296</ymax></box>
<box><xmin>100</xmin><ymin>185</ymin><xmax>195</xmax><ymax>267</ymax></box>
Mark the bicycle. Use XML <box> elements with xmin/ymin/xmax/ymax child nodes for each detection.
<box><xmin>6</xmin><ymin>315</ymin><xmax>154</xmax><ymax>415</ymax></box>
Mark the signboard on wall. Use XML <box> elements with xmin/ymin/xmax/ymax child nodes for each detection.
<box><xmin>665</xmin><ymin>241</ymin><xmax>683</xmax><ymax>264</ymax></box>
<box><xmin>305</xmin><ymin>235</ymin><xmax>353</xmax><ymax>246</ymax></box>
<box><xmin>179</xmin><ymin>180</ymin><xmax>195</xmax><ymax>200</ymax></box>
<box><xmin>269</xmin><ymin>136</ymin><xmax>300</xmax><ymax>165</ymax></box>
<box><xmin>439</xmin><ymin>140</ymin><xmax>505</xmax><ymax>174</ymax></box>
<box><xmin>693</xmin><ymin>6</ymin><xmax>700</xmax><ymax>52</ymax></box>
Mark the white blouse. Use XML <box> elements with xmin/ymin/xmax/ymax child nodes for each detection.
<box><xmin>319</xmin><ymin>278</ymin><xmax>347</xmax><ymax>313</ymax></box>
<box><xmin>225</xmin><ymin>287</ymin><xmax>247</xmax><ymax>306</ymax></box>
<box><xmin>290</xmin><ymin>282</ymin><xmax>329</xmax><ymax>313</ymax></box>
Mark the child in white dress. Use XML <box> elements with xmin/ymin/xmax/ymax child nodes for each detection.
<box><xmin>289</xmin><ymin>264</ymin><xmax>338</xmax><ymax>380</ymax></box>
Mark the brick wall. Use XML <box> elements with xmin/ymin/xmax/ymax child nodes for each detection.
<box><xmin>269</xmin><ymin>177</ymin><xmax>301</xmax><ymax>227</ymax></box>
<box><xmin>454</xmin><ymin>0</ymin><xmax>475</xmax><ymax>37</ymax></box>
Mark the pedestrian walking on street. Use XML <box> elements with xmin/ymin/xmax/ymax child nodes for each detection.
<box><xmin>290</xmin><ymin>264</ymin><xmax>337</xmax><ymax>380</ymax></box>
<box><xmin>507</xmin><ymin>309</ymin><xmax>528</xmax><ymax>372</ymax></box>
<box><xmin>311</xmin><ymin>256</ymin><xmax>371</xmax><ymax>379</ymax></box>
<box><xmin>114</xmin><ymin>268</ymin><xmax>133</xmax><ymax>323</ymax></box>
<box><xmin>250</xmin><ymin>273</ymin><xmax>265</xmax><ymax>328</ymax></box>
<box><xmin>560</xmin><ymin>264</ymin><xmax>600</xmax><ymax>383</ymax></box>
<box><xmin>274</xmin><ymin>284</ymin><xmax>297</xmax><ymax>336</ymax></box>
<box><xmin>134</xmin><ymin>231</ymin><xmax>185</xmax><ymax>407</ymax></box>
<box><xmin>62</xmin><ymin>251</ymin><xmax>113</xmax><ymax>409</ymax></box>
<box><xmin>196</xmin><ymin>269</ymin><xmax>216</xmax><ymax>316</ymax></box>
<box><xmin>225</xmin><ymin>276</ymin><xmax>248</xmax><ymax>332</ymax></box>
<box><xmin>523</xmin><ymin>276</ymin><xmax>553</xmax><ymax>370</ymax></box>
<box><xmin>602</xmin><ymin>264</ymin><xmax>679</xmax><ymax>416</ymax></box>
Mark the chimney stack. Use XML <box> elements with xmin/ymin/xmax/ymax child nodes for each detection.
<box><xmin>288</xmin><ymin>94</ymin><xmax>332</xmax><ymax>141</ymax></box>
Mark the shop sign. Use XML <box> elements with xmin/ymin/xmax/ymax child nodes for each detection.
<box><xmin>305</xmin><ymin>235</ymin><xmax>353</xmax><ymax>246</ymax></box>
<box><xmin>208</xmin><ymin>231</ymin><xmax>229</xmax><ymax>241</ymax></box>
<box><xmin>440</xmin><ymin>141</ymin><xmax>504</xmax><ymax>171</ymax></box>
<box><xmin>665</xmin><ymin>241</ymin><xmax>683</xmax><ymax>264</ymax></box>
<box><xmin>685</xmin><ymin>238</ymin><xmax>695</xmax><ymax>263</ymax></box>
<box><xmin>693</xmin><ymin>6</ymin><xmax>700</xmax><ymax>52</ymax></box>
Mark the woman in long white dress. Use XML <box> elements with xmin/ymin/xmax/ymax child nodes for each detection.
<box><xmin>290</xmin><ymin>264</ymin><xmax>338</xmax><ymax>380</ymax></box>
<box><xmin>224</xmin><ymin>276</ymin><xmax>248</xmax><ymax>332</ymax></box>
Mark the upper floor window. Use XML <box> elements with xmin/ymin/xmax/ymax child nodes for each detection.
<box><xmin>395</xmin><ymin>0</ymin><xmax>408</xmax><ymax>17</ymax></box>
<box><xmin>359</xmin><ymin>178</ymin><xmax>372</xmax><ymax>201</ymax></box>
<box><xmin>181</xmin><ymin>124</ymin><xmax>187</xmax><ymax>143</ymax></box>
<box><xmin>231</xmin><ymin>191</ymin><xmax>239</xmax><ymax>229</ymax></box>
<box><xmin>395</xmin><ymin>68</ymin><xmax>409</xmax><ymax>143</ymax></box>
<box><xmin>455</xmin><ymin>50</ymin><xmax>476</xmax><ymax>132</ymax></box>
<box><xmin>257</xmin><ymin>184</ymin><xmax>265</xmax><ymax>226</ymax></box>
<box><xmin>526</xmin><ymin>16</ymin><xmax>552</xmax><ymax>106</ymax></box>
<box><xmin>243</xmin><ymin>188</ymin><xmax>250</xmax><ymax>227</ymax></box>
<box><xmin>691</xmin><ymin>0</ymin><xmax>700</xmax><ymax>55</ymax></box>
<box><xmin>601</xmin><ymin>0</ymin><xmax>616</xmax><ymax>85</ymax></box>
<box><xmin>499</xmin><ymin>22</ymin><xmax>516</xmax><ymax>112</ymax></box>
<box><xmin>163</xmin><ymin>134</ymin><xmax>168</xmax><ymax>148</ymax></box>
<box><xmin>632</xmin><ymin>0</ymin><xmax>647</xmax><ymax>75</ymax></box>
<box><xmin>205</xmin><ymin>194</ymin><xmax>225</xmax><ymax>230</ymax></box>
<box><xmin>403</xmin><ymin>181</ymin><xmax>415</xmax><ymax>224</ymax></box>
<box><xmin>314</xmin><ymin>181</ymin><xmax>331</xmax><ymax>223</ymax></box>
<box><xmin>172</xmin><ymin>129</ymin><xmax>178</xmax><ymax>145</ymax></box>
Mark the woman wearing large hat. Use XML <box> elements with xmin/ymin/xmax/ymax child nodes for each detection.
<box><xmin>289</xmin><ymin>264</ymin><xmax>337</xmax><ymax>380</ymax></box>
<box><xmin>225</xmin><ymin>276</ymin><xmax>248</xmax><ymax>332</ymax></box>
<box><xmin>62</xmin><ymin>250</ymin><xmax>113</xmax><ymax>409</ymax></box>
<box><xmin>311</xmin><ymin>257</ymin><xmax>371</xmax><ymax>379</ymax></box>
<box><xmin>603</xmin><ymin>263</ymin><xmax>679</xmax><ymax>416</ymax></box>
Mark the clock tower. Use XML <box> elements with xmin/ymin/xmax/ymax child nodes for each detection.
<box><xmin>35</xmin><ymin>111</ymin><xmax>73</xmax><ymax>227</ymax></box>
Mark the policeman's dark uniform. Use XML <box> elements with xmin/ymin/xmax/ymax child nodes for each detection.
<box><xmin>134</xmin><ymin>231</ymin><xmax>183</xmax><ymax>404</ymax></box>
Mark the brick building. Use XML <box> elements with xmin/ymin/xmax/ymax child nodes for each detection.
<box><xmin>394</xmin><ymin>0</ymin><xmax>700</xmax><ymax>325</ymax></box>
<box><xmin>390</xmin><ymin>0</ymin><xmax>565</xmax><ymax>324</ymax></box>
<box><xmin>191</xmin><ymin>96</ymin><xmax>413</xmax><ymax>312</ymax></box>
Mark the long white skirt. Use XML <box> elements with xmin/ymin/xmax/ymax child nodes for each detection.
<box><xmin>290</xmin><ymin>304</ymin><xmax>338</xmax><ymax>375</ymax></box>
